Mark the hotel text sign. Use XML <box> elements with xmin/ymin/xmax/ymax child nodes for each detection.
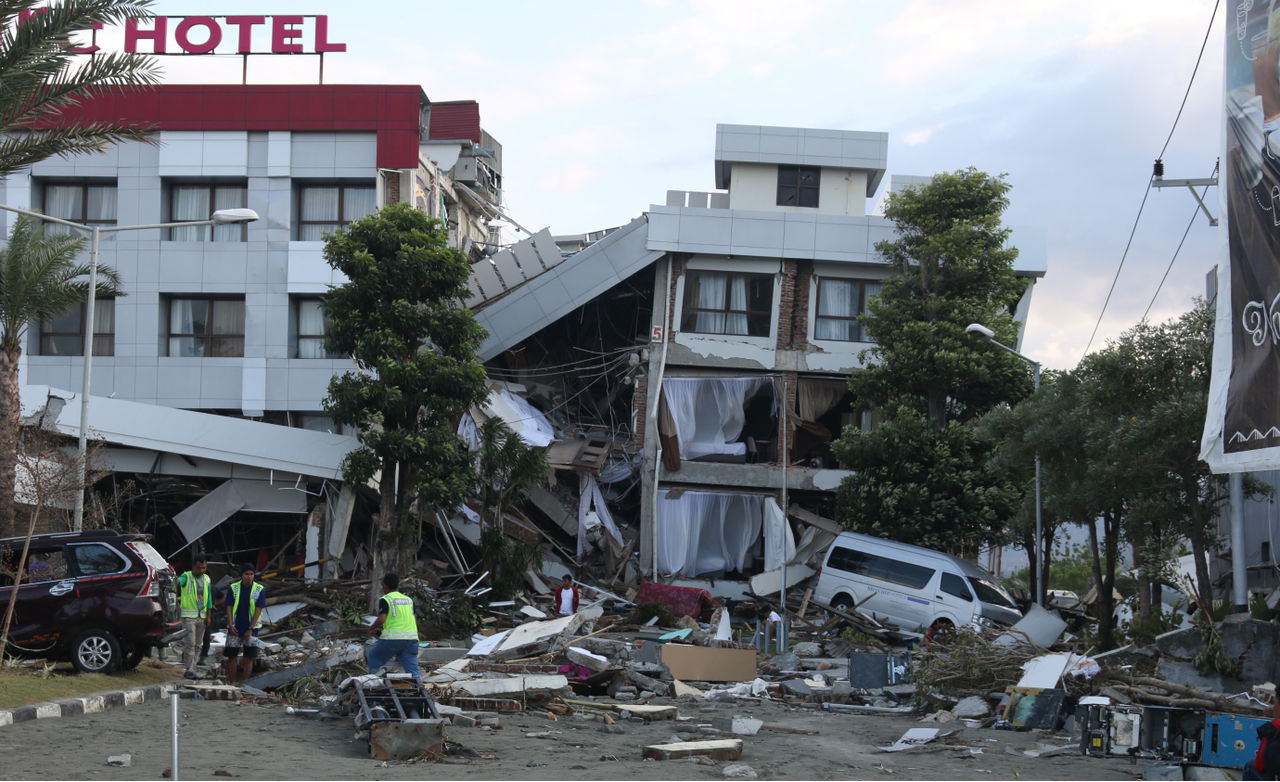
<box><xmin>122</xmin><ymin>15</ymin><xmax>347</xmax><ymax>55</ymax></box>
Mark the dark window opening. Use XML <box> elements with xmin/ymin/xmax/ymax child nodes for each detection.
<box><xmin>39</xmin><ymin>299</ymin><xmax>114</xmax><ymax>356</ymax></box>
<box><xmin>940</xmin><ymin>572</ymin><xmax>973</xmax><ymax>601</ymax></box>
<box><xmin>827</xmin><ymin>547</ymin><xmax>936</xmax><ymax>589</ymax></box>
<box><xmin>777</xmin><ymin>165</ymin><xmax>820</xmax><ymax>208</ymax></box>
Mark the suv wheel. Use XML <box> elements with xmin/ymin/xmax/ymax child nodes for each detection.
<box><xmin>70</xmin><ymin>628</ymin><xmax>122</xmax><ymax>674</ymax></box>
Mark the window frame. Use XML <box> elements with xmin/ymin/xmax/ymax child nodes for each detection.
<box><xmin>165</xmin><ymin>296</ymin><xmax>246</xmax><ymax>358</ymax></box>
<box><xmin>166</xmin><ymin>181</ymin><xmax>249</xmax><ymax>242</ymax></box>
<box><xmin>940</xmin><ymin>572</ymin><xmax>974</xmax><ymax>601</ymax></box>
<box><xmin>680</xmin><ymin>270</ymin><xmax>774</xmax><ymax>338</ymax></box>
<box><xmin>40</xmin><ymin>180</ymin><xmax>118</xmax><ymax>231</ymax></box>
<box><xmin>66</xmin><ymin>543</ymin><xmax>129</xmax><ymax>577</ymax></box>
<box><xmin>38</xmin><ymin>298</ymin><xmax>115</xmax><ymax>357</ymax></box>
<box><xmin>295</xmin><ymin>181</ymin><xmax>377</xmax><ymax>240</ymax></box>
<box><xmin>294</xmin><ymin>297</ymin><xmax>337</xmax><ymax>359</ymax></box>
<box><xmin>814</xmin><ymin>276</ymin><xmax>880</xmax><ymax>343</ymax></box>
<box><xmin>776</xmin><ymin>165</ymin><xmax>820</xmax><ymax>208</ymax></box>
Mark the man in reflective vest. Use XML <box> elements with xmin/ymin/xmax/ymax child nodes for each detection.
<box><xmin>223</xmin><ymin>564</ymin><xmax>265</xmax><ymax>684</ymax></box>
<box><xmin>366</xmin><ymin>573</ymin><xmax>421</xmax><ymax>682</ymax></box>
<box><xmin>176</xmin><ymin>555</ymin><xmax>214</xmax><ymax>679</ymax></box>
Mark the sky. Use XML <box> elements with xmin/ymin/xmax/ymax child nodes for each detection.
<box><xmin>135</xmin><ymin>0</ymin><xmax>1227</xmax><ymax>370</ymax></box>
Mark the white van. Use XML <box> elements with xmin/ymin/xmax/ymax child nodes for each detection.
<box><xmin>814</xmin><ymin>531</ymin><xmax>1022</xmax><ymax>634</ymax></box>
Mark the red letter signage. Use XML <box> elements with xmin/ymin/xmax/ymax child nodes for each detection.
<box><xmin>271</xmin><ymin>15</ymin><xmax>304</xmax><ymax>53</ymax></box>
<box><xmin>124</xmin><ymin>16</ymin><xmax>167</xmax><ymax>54</ymax></box>
<box><xmin>174</xmin><ymin>16</ymin><xmax>221</xmax><ymax>54</ymax></box>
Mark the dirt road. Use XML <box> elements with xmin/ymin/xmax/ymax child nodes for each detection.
<box><xmin>0</xmin><ymin>691</ymin><xmax>1148</xmax><ymax>781</ymax></box>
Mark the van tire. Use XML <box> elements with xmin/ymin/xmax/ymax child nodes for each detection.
<box><xmin>831</xmin><ymin>596</ymin><xmax>854</xmax><ymax>615</ymax></box>
<box><xmin>70</xmin><ymin>628</ymin><xmax>122</xmax><ymax>674</ymax></box>
<box><xmin>928</xmin><ymin>618</ymin><xmax>957</xmax><ymax>645</ymax></box>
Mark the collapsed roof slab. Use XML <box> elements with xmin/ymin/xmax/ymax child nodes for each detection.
<box><xmin>20</xmin><ymin>385</ymin><xmax>355</xmax><ymax>480</ymax></box>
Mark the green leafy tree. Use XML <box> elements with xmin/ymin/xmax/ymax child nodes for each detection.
<box><xmin>0</xmin><ymin>218</ymin><xmax>121</xmax><ymax>535</ymax></box>
<box><xmin>1080</xmin><ymin>301</ymin><xmax>1259</xmax><ymax>620</ymax></box>
<box><xmin>0</xmin><ymin>0</ymin><xmax>159</xmax><ymax>176</ymax></box>
<box><xmin>474</xmin><ymin>417</ymin><xmax>548</xmax><ymax>532</ymax></box>
<box><xmin>322</xmin><ymin>203</ymin><xmax>488</xmax><ymax>608</ymax></box>
<box><xmin>832</xmin><ymin>168</ymin><xmax>1032</xmax><ymax>555</ymax></box>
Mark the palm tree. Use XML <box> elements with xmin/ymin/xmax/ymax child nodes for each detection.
<box><xmin>0</xmin><ymin>216</ymin><xmax>122</xmax><ymax>535</ymax></box>
<box><xmin>0</xmin><ymin>0</ymin><xmax>160</xmax><ymax>176</ymax></box>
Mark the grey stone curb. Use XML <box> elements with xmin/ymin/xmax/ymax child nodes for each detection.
<box><xmin>0</xmin><ymin>681</ymin><xmax>178</xmax><ymax>728</ymax></box>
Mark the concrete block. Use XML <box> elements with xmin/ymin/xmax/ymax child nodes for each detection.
<box><xmin>106</xmin><ymin>754</ymin><xmax>132</xmax><ymax>767</ymax></box>
<box><xmin>452</xmin><ymin>674</ymin><xmax>568</xmax><ymax>699</ymax></box>
<box><xmin>712</xmin><ymin>716</ymin><xmax>763</xmax><ymax>736</ymax></box>
<box><xmin>450</xmin><ymin>714</ymin><xmax>476</xmax><ymax>728</ymax></box>
<box><xmin>567</xmin><ymin>646</ymin><xmax>611</xmax><ymax>673</ymax></box>
<box><xmin>368</xmin><ymin>718</ymin><xmax>445</xmax><ymax>761</ymax></box>
<box><xmin>643</xmin><ymin>739</ymin><xmax>744</xmax><ymax>761</ymax></box>
<box><xmin>723</xmin><ymin>764</ymin><xmax>757</xmax><ymax>778</ymax></box>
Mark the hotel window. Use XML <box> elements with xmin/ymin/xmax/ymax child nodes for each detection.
<box><xmin>168</xmin><ymin>182</ymin><xmax>249</xmax><ymax>241</ymax></box>
<box><xmin>39</xmin><ymin>299</ymin><xmax>115</xmax><ymax>356</ymax></box>
<box><xmin>681</xmin><ymin>271</ymin><xmax>773</xmax><ymax>337</ymax></box>
<box><xmin>166</xmin><ymin>297</ymin><xmax>245</xmax><ymax>357</ymax></box>
<box><xmin>295</xmin><ymin>298</ymin><xmax>337</xmax><ymax>358</ymax></box>
<box><xmin>41</xmin><ymin>181</ymin><xmax>117</xmax><ymax>235</ymax></box>
<box><xmin>815</xmin><ymin>278</ymin><xmax>881</xmax><ymax>342</ymax></box>
<box><xmin>776</xmin><ymin>165</ymin><xmax>820</xmax><ymax>208</ymax></box>
<box><xmin>296</xmin><ymin>182</ymin><xmax>376</xmax><ymax>240</ymax></box>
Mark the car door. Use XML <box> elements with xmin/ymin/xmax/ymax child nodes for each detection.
<box><xmin>3</xmin><ymin>545</ymin><xmax>74</xmax><ymax>653</ymax></box>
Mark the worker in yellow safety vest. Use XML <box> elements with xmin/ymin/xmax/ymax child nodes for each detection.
<box><xmin>223</xmin><ymin>564</ymin><xmax>265</xmax><ymax>684</ymax></box>
<box><xmin>366</xmin><ymin>572</ymin><xmax>421</xmax><ymax>682</ymax></box>
<box><xmin>177</xmin><ymin>555</ymin><xmax>215</xmax><ymax>679</ymax></box>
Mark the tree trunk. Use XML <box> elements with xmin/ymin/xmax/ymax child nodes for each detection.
<box><xmin>1021</xmin><ymin>525</ymin><xmax>1038</xmax><ymax>603</ymax></box>
<box><xmin>0</xmin><ymin>349</ymin><xmax>21</xmax><ymax>537</ymax></box>
<box><xmin>1185</xmin><ymin>510</ymin><xmax>1215</xmax><ymax>620</ymax></box>
<box><xmin>368</xmin><ymin>460</ymin><xmax>400</xmax><ymax>612</ymax></box>
<box><xmin>1133</xmin><ymin>543</ymin><xmax>1152</xmax><ymax>623</ymax></box>
<box><xmin>1100</xmin><ymin>511</ymin><xmax>1119</xmax><ymax>649</ymax></box>
<box><xmin>1040</xmin><ymin>526</ymin><xmax>1053</xmax><ymax>603</ymax></box>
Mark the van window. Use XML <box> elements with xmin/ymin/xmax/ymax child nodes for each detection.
<box><xmin>940</xmin><ymin>572</ymin><xmax>973</xmax><ymax>601</ymax></box>
<box><xmin>827</xmin><ymin>546</ymin><xmax>935</xmax><ymax>589</ymax></box>
<box><xmin>968</xmin><ymin>576</ymin><xmax>1017</xmax><ymax>609</ymax></box>
<box><xmin>68</xmin><ymin>544</ymin><xmax>128</xmax><ymax>576</ymax></box>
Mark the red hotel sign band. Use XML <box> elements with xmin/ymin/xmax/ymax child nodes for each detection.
<box><xmin>71</xmin><ymin>15</ymin><xmax>347</xmax><ymax>55</ymax></box>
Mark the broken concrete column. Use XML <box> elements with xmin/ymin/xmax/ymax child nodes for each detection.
<box><xmin>711</xmin><ymin>716</ymin><xmax>762</xmax><ymax>736</ymax></box>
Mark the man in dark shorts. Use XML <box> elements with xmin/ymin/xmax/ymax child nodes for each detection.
<box><xmin>223</xmin><ymin>564</ymin><xmax>265</xmax><ymax>684</ymax></box>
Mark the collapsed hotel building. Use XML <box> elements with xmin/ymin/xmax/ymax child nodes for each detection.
<box><xmin>6</xmin><ymin>88</ymin><xmax>1046</xmax><ymax>592</ymax></box>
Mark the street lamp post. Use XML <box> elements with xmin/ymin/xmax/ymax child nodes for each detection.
<box><xmin>0</xmin><ymin>205</ymin><xmax>259</xmax><ymax>530</ymax></box>
<box><xmin>966</xmin><ymin>323</ymin><xmax>1044</xmax><ymax>607</ymax></box>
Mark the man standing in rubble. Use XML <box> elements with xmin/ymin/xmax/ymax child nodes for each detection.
<box><xmin>176</xmin><ymin>555</ymin><xmax>215</xmax><ymax>679</ymax></box>
<box><xmin>555</xmin><ymin>575</ymin><xmax>579</xmax><ymax>616</ymax></box>
<box><xmin>366</xmin><ymin>573</ymin><xmax>422</xmax><ymax>682</ymax></box>
<box><xmin>223</xmin><ymin>564</ymin><xmax>265</xmax><ymax>684</ymax></box>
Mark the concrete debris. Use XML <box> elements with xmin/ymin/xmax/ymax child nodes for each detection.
<box><xmin>723</xmin><ymin>764</ymin><xmax>757</xmax><ymax>778</ymax></box>
<box><xmin>712</xmin><ymin>715</ymin><xmax>763</xmax><ymax>736</ymax></box>
<box><xmin>106</xmin><ymin>754</ymin><xmax>132</xmax><ymax>767</ymax></box>
<box><xmin>951</xmin><ymin>696</ymin><xmax>991</xmax><ymax>719</ymax></box>
<box><xmin>643</xmin><ymin>739</ymin><xmax>744</xmax><ymax>761</ymax></box>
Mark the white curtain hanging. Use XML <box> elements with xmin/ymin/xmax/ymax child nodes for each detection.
<box><xmin>694</xmin><ymin>272</ymin><xmax>727</xmax><ymax>333</ymax></box>
<box><xmin>299</xmin><ymin>186</ymin><xmax>339</xmax><ymax>240</ymax></box>
<box><xmin>662</xmin><ymin>377</ymin><xmax>770</xmax><ymax>460</ymax></box>
<box><xmin>656</xmin><ymin>489</ymin><xmax>764</xmax><ymax>576</ymax></box>
<box><xmin>577</xmin><ymin>474</ymin><xmax>625</xmax><ymax>558</ymax></box>
<box><xmin>815</xmin><ymin>278</ymin><xmax>856</xmax><ymax>340</ymax></box>
<box><xmin>297</xmin><ymin>299</ymin><xmax>328</xmax><ymax>358</ymax></box>
<box><xmin>762</xmin><ymin>498</ymin><xmax>796</xmax><ymax>571</ymax></box>
<box><xmin>212</xmin><ymin>186</ymin><xmax>246</xmax><ymax>241</ymax></box>
<box><xmin>343</xmin><ymin>185</ymin><xmax>376</xmax><ymax>221</ymax></box>
<box><xmin>171</xmin><ymin>185</ymin><xmax>209</xmax><ymax>241</ymax></box>
<box><xmin>86</xmin><ymin>185</ymin><xmax>116</xmax><ymax>222</ymax></box>
<box><xmin>726</xmin><ymin>276</ymin><xmax>748</xmax><ymax>335</ymax></box>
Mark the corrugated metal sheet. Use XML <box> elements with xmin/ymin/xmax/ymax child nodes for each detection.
<box><xmin>428</xmin><ymin>101</ymin><xmax>481</xmax><ymax>143</ymax></box>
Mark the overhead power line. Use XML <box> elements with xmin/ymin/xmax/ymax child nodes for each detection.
<box><xmin>1080</xmin><ymin>0</ymin><xmax>1220</xmax><ymax>360</ymax></box>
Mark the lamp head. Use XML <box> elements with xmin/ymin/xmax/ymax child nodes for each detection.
<box><xmin>211</xmin><ymin>208</ymin><xmax>259</xmax><ymax>225</ymax></box>
<box><xmin>965</xmin><ymin>323</ymin><xmax>995</xmax><ymax>341</ymax></box>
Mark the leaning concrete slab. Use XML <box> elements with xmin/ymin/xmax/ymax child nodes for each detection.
<box><xmin>242</xmin><ymin>644</ymin><xmax>365</xmax><ymax>691</ymax></box>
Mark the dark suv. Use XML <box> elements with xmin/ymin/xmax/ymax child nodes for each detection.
<box><xmin>0</xmin><ymin>530</ymin><xmax>185</xmax><ymax>673</ymax></box>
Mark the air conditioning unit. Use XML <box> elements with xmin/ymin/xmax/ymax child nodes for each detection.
<box><xmin>452</xmin><ymin>156</ymin><xmax>479</xmax><ymax>184</ymax></box>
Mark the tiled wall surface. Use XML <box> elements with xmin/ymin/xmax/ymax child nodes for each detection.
<box><xmin>4</xmin><ymin>130</ymin><xmax>377</xmax><ymax>414</ymax></box>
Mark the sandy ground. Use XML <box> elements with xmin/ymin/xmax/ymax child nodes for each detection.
<box><xmin>0</xmin><ymin>692</ymin><xmax>1150</xmax><ymax>781</ymax></box>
